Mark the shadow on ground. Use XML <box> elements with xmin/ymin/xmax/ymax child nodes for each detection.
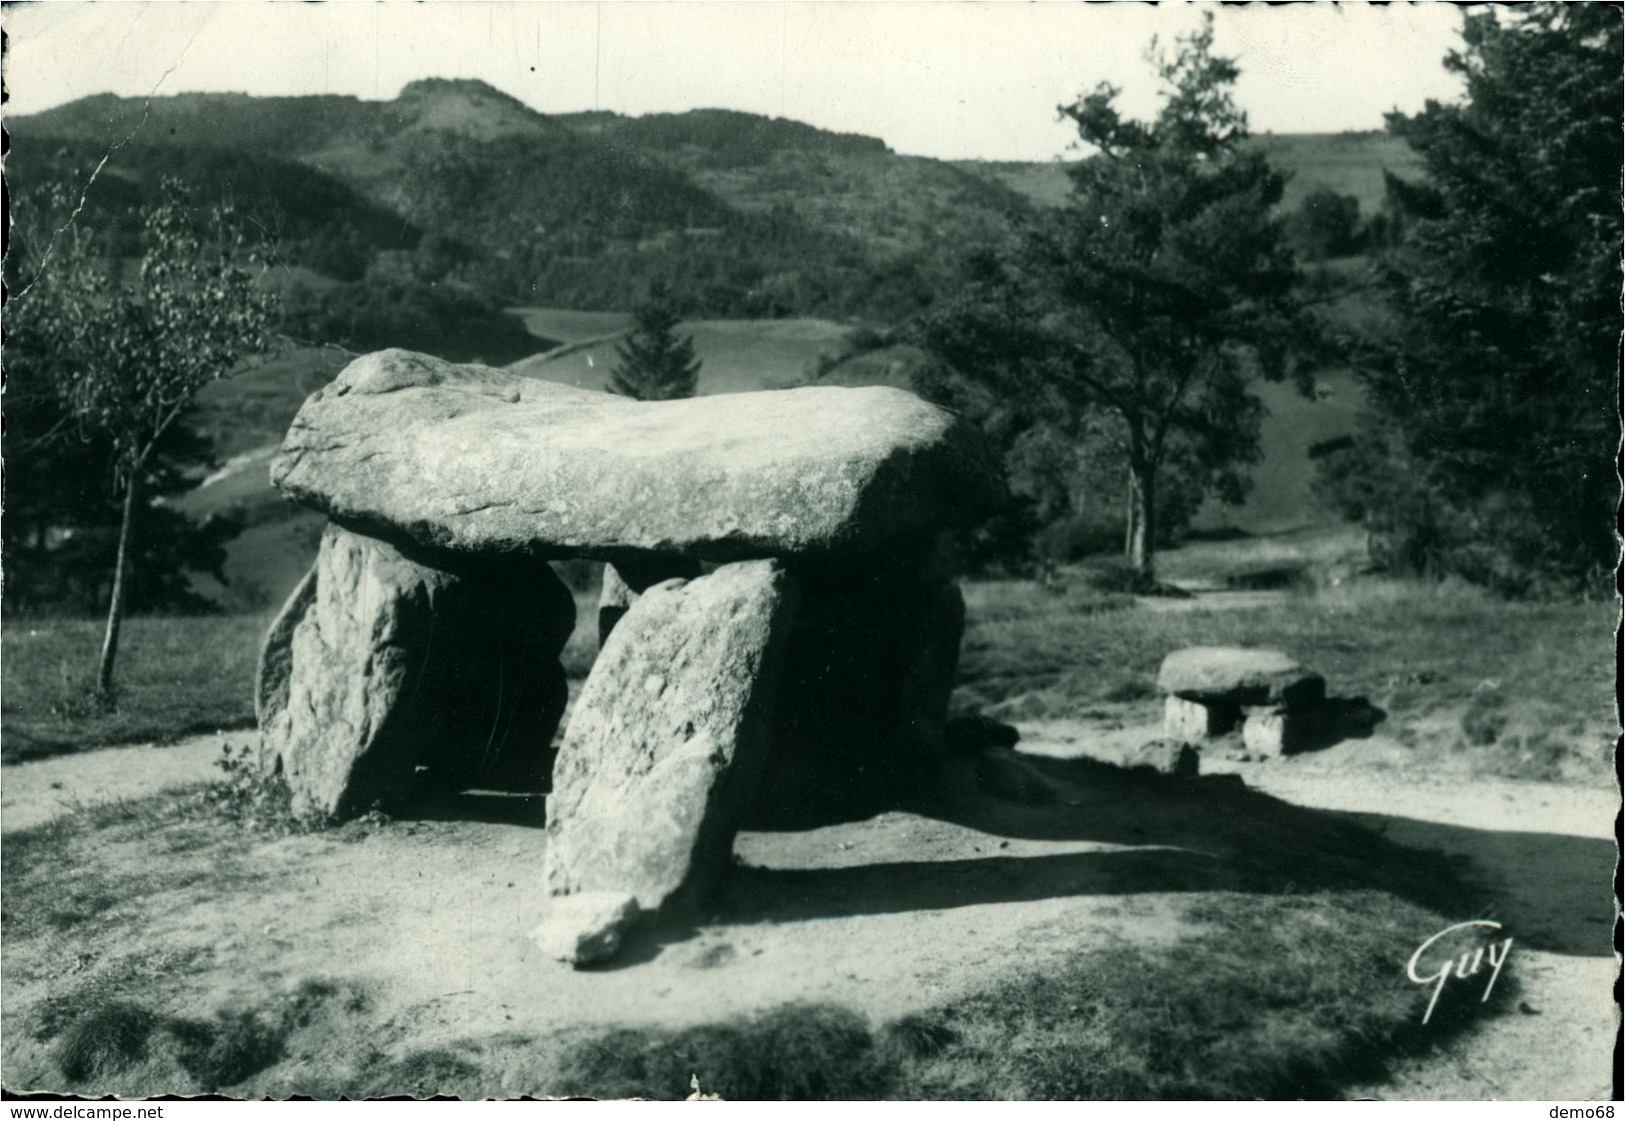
<box><xmin>716</xmin><ymin>757</ymin><xmax>1483</xmax><ymax>927</ymax></box>
<box><xmin>1320</xmin><ymin>811</ymin><xmax>1615</xmax><ymax>957</ymax></box>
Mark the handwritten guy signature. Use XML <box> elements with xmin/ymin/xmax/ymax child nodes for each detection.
<box><xmin>1407</xmin><ymin>919</ymin><xmax>1514</xmax><ymax>1025</ymax></box>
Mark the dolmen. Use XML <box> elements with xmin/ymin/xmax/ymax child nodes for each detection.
<box><xmin>256</xmin><ymin>349</ymin><xmax>1003</xmax><ymax>964</ymax></box>
<box><xmin>1157</xmin><ymin>646</ymin><xmax>1327</xmax><ymax>756</ymax></box>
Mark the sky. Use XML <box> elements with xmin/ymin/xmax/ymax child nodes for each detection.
<box><xmin>2</xmin><ymin>2</ymin><xmax>1469</xmax><ymax>162</ymax></box>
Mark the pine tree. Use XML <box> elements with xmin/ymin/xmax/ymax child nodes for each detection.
<box><xmin>1334</xmin><ymin>4</ymin><xmax>1621</xmax><ymax>594</ymax></box>
<box><xmin>609</xmin><ymin>287</ymin><xmax>702</xmax><ymax>401</ymax></box>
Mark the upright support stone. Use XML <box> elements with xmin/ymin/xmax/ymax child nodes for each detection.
<box><xmin>254</xmin><ymin>564</ymin><xmax>318</xmax><ymax>773</ymax></box>
<box><xmin>545</xmin><ymin>560</ymin><xmax>799</xmax><ymax>915</ymax></box>
<box><xmin>598</xmin><ymin>556</ymin><xmax>703</xmax><ymax>647</ymax></box>
<box><xmin>895</xmin><ymin>581</ymin><xmax>967</xmax><ymax>756</ymax></box>
<box><xmin>258</xmin><ymin>525</ymin><xmax>575</xmax><ymax>819</ymax></box>
<box><xmin>1242</xmin><ymin>708</ymin><xmax>1324</xmax><ymax>757</ymax></box>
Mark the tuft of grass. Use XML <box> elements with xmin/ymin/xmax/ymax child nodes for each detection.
<box><xmin>56</xmin><ymin>1003</ymin><xmax>160</xmax><ymax>1082</ymax></box>
<box><xmin>193</xmin><ymin>741</ymin><xmax>328</xmax><ymax>834</ymax></box>
<box><xmin>554</xmin><ymin>1003</ymin><xmax>884</xmax><ymax>1100</ymax></box>
<box><xmin>169</xmin><ymin>1010</ymin><xmax>287</xmax><ymax>1090</ymax></box>
<box><xmin>1459</xmin><ymin>687</ymin><xmax>1510</xmax><ymax>747</ymax></box>
<box><xmin>353</xmin><ymin>1048</ymin><xmax>486</xmax><ymax>1100</ymax></box>
<box><xmin>3</xmin><ymin>615</ymin><xmax>270</xmax><ymax>762</ymax></box>
<box><xmin>44</xmin><ymin>981</ymin><xmax>370</xmax><ymax>1092</ymax></box>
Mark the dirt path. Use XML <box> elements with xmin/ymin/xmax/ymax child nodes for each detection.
<box><xmin>1</xmin><ymin>730</ymin><xmax>1616</xmax><ymax>1099</ymax></box>
<box><xmin>0</xmin><ymin>733</ymin><xmax>241</xmax><ymax>833</ymax></box>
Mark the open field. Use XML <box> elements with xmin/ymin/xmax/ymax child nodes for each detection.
<box><xmin>959</xmin><ymin>574</ymin><xmax>1614</xmax><ymax>789</ymax></box>
<box><xmin>10</xmin><ymin>544</ymin><xmax>1611</xmax><ymax>788</ymax></box>
<box><xmin>2</xmin><ymin>615</ymin><xmax>269</xmax><ymax>764</ymax></box>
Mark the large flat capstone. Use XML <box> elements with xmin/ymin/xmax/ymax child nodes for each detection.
<box><xmin>270</xmin><ymin>349</ymin><xmax>1002</xmax><ymax>566</ymax></box>
<box><xmin>1156</xmin><ymin>646</ymin><xmax>1325</xmax><ymax>709</ymax></box>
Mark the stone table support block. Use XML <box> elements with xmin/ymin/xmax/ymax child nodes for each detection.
<box><xmin>1164</xmin><ymin>694</ymin><xmax>1239</xmax><ymax>740</ymax></box>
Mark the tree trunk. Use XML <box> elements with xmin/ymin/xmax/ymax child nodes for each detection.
<box><xmin>1123</xmin><ymin>466</ymin><xmax>1139</xmax><ymax>559</ymax></box>
<box><xmin>96</xmin><ymin>470</ymin><xmax>141</xmax><ymax>695</ymax></box>
<box><xmin>1127</xmin><ymin>461</ymin><xmax>1155</xmax><ymax>587</ymax></box>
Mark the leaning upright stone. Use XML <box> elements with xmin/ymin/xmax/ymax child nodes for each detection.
<box><xmin>598</xmin><ymin>556</ymin><xmax>703</xmax><ymax>646</ymax></box>
<box><xmin>544</xmin><ymin>560</ymin><xmax>798</xmax><ymax>915</ymax></box>
<box><xmin>259</xmin><ymin>525</ymin><xmax>575</xmax><ymax>818</ymax></box>
<box><xmin>270</xmin><ymin>349</ymin><xmax>1002</xmax><ymax>566</ymax></box>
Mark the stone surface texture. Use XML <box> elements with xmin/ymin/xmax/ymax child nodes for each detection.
<box><xmin>598</xmin><ymin>557</ymin><xmax>703</xmax><ymax>646</ymax></box>
<box><xmin>1243</xmin><ymin>709</ymin><xmax>1323</xmax><ymax>757</ymax></box>
<box><xmin>545</xmin><ymin>560</ymin><xmax>798</xmax><ymax>912</ymax></box>
<box><xmin>271</xmin><ymin>349</ymin><xmax>1002</xmax><ymax>566</ymax></box>
<box><xmin>528</xmin><ymin>891</ymin><xmax>639</xmax><ymax>966</ymax></box>
<box><xmin>254</xmin><ymin>563</ymin><xmax>318</xmax><ymax>761</ymax></box>
<box><xmin>259</xmin><ymin>525</ymin><xmax>574</xmax><ymax>817</ymax></box>
<box><xmin>1157</xmin><ymin>646</ymin><xmax>1326</xmax><ymax>708</ymax></box>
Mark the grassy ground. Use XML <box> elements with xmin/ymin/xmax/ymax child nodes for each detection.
<box><xmin>2</xmin><ymin>615</ymin><xmax>269</xmax><ymax>764</ymax></box>
<box><xmin>0</xmin><ymin>774</ymin><xmax>1495</xmax><ymax>1099</ymax></box>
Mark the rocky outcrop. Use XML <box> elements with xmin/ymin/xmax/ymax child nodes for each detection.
<box><xmin>270</xmin><ymin>349</ymin><xmax>1002</xmax><ymax>567</ymax></box>
<box><xmin>545</xmin><ymin>561</ymin><xmax>799</xmax><ymax>912</ymax></box>
<box><xmin>259</xmin><ymin>525</ymin><xmax>574</xmax><ymax>818</ymax></box>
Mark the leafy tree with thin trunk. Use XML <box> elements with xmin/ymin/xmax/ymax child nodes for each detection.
<box><xmin>12</xmin><ymin>178</ymin><xmax>274</xmax><ymax>695</ymax></box>
<box><xmin>920</xmin><ymin>14</ymin><xmax>1321</xmax><ymax>584</ymax></box>
<box><xmin>609</xmin><ymin>284</ymin><xmax>702</xmax><ymax>401</ymax></box>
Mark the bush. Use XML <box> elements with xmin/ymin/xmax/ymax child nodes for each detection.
<box><xmin>195</xmin><ymin>741</ymin><xmax>325</xmax><ymax>834</ymax></box>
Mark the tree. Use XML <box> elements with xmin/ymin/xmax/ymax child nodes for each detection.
<box><xmin>11</xmin><ymin>178</ymin><xmax>275</xmax><ymax>693</ymax></box>
<box><xmin>1330</xmin><ymin>4</ymin><xmax>1621</xmax><ymax>594</ymax></box>
<box><xmin>608</xmin><ymin>284</ymin><xmax>702</xmax><ymax>401</ymax></box>
<box><xmin>921</xmin><ymin>14</ymin><xmax>1317</xmax><ymax>583</ymax></box>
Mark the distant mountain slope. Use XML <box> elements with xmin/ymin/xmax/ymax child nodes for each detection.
<box><xmin>8</xmin><ymin>83</ymin><xmax>1029</xmax><ymax>320</ymax></box>
<box><xmin>571</xmin><ymin>108</ymin><xmax>1031</xmax><ymax>256</ymax></box>
<box><xmin>956</xmin><ymin>132</ymin><xmax>1424</xmax><ymax>217</ymax></box>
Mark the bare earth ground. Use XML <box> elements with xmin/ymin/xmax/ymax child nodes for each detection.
<box><xmin>2</xmin><ymin>714</ymin><xmax>1617</xmax><ymax>1100</ymax></box>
